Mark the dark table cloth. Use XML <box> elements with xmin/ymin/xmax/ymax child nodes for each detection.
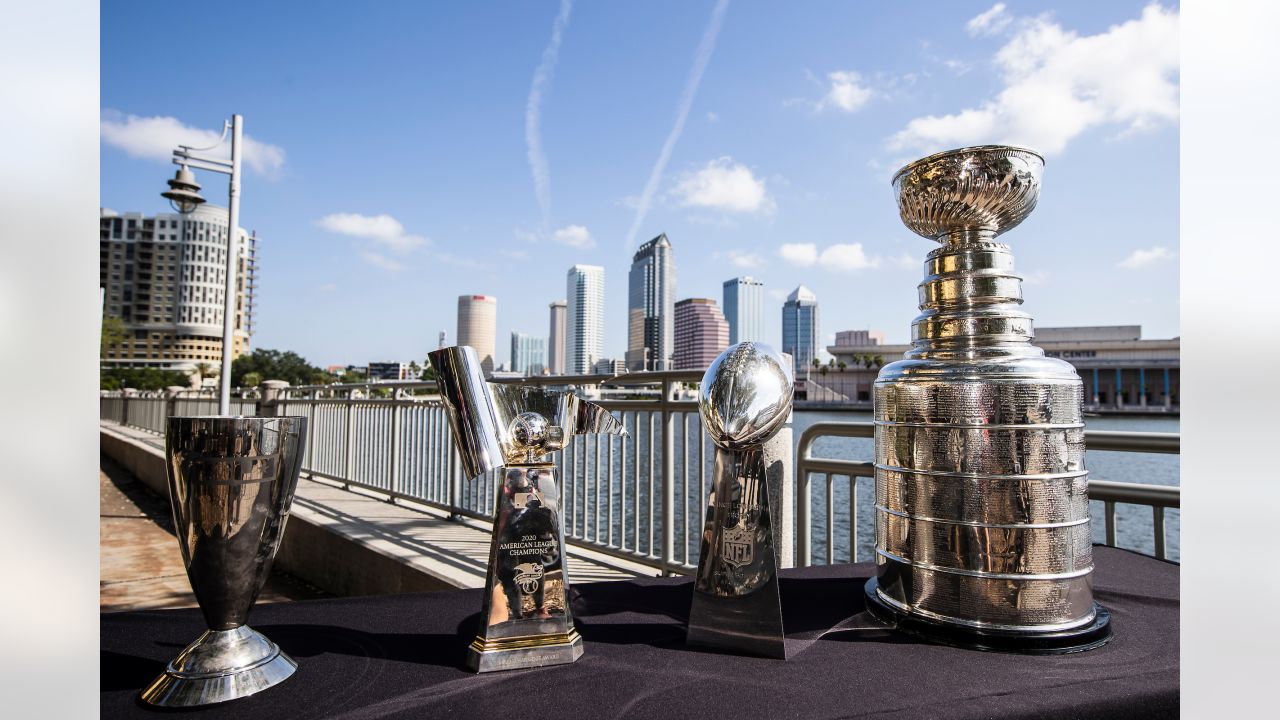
<box><xmin>101</xmin><ymin>545</ymin><xmax>1178</xmax><ymax>719</ymax></box>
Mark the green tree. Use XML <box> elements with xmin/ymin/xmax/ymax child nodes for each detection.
<box><xmin>811</xmin><ymin>358</ymin><xmax>820</xmax><ymax>369</ymax></box>
<box><xmin>230</xmin><ymin>348</ymin><xmax>329</xmax><ymax>386</ymax></box>
<box><xmin>873</xmin><ymin>354</ymin><xmax>885</xmax><ymax>368</ymax></box>
<box><xmin>241</xmin><ymin>371</ymin><xmax>263</xmax><ymax>388</ymax></box>
<box><xmin>100</xmin><ymin>315</ymin><xmax>126</xmax><ymax>356</ymax></box>
<box><xmin>863</xmin><ymin>355</ymin><xmax>875</xmax><ymax>369</ymax></box>
<box><xmin>101</xmin><ymin>367</ymin><xmax>190</xmax><ymax>391</ymax></box>
<box><xmin>837</xmin><ymin>360</ymin><xmax>847</xmax><ymax>371</ymax></box>
<box><xmin>420</xmin><ymin>363</ymin><xmax>437</xmax><ymax>381</ymax></box>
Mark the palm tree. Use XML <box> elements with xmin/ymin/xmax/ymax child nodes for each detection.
<box><xmin>193</xmin><ymin>362</ymin><xmax>218</xmax><ymax>383</ymax></box>
<box><xmin>837</xmin><ymin>360</ymin><xmax>847</xmax><ymax>371</ymax></box>
<box><xmin>873</xmin><ymin>354</ymin><xmax>885</xmax><ymax>368</ymax></box>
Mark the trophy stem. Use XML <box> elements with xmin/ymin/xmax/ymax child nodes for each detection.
<box><xmin>468</xmin><ymin>462</ymin><xmax>583</xmax><ymax>672</ymax></box>
<box><xmin>687</xmin><ymin>447</ymin><xmax>785</xmax><ymax>659</ymax></box>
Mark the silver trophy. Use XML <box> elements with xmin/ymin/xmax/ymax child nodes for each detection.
<box><xmin>865</xmin><ymin>145</ymin><xmax>1111</xmax><ymax>653</ymax></box>
<box><xmin>687</xmin><ymin>342</ymin><xmax>794</xmax><ymax>658</ymax></box>
<box><xmin>428</xmin><ymin>345</ymin><xmax>626</xmax><ymax>672</ymax></box>
<box><xmin>141</xmin><ymin>416</ymin><xmax>307</xmax><ymax>706</ymax></box>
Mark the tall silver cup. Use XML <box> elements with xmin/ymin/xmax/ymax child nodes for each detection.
<box><xmin>866</xmin><ymin>145</ymin><xmax>1111</xmax><ymax>653</ymax></box>
<box><xmin>141</xmin><ymin>416</ymin><xmax>307</xmax><ymax>706</ymax></box>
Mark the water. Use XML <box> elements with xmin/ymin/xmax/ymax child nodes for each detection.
<box><xmin>792</xmin><ymin>410</ymin><xmax>1180</xmax><ymax>564</ymax></box>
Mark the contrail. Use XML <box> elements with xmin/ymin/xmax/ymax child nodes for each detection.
<box><xmin>623</xmin><ymin>0</ymin><xmax>730</xmax><ymax>251</ymax></box>
<box><xmin>526</xmin><ymin>0</ymin><xmax>573</xmax><ymax>232</ymax></box>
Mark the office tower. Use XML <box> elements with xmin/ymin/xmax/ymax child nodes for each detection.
<box><xmin>510</xmin><ymin>332</ymin><xmax>547</xmax><ymax>376</ymax></box>
<box><xmin>782</xmin><ymin>284</ymin><xmax>820</xmax><ymax>371</ymax></box>
<box><xmin>548</xmin><ymin>300</ymin><xmax>566</xmax><ymax>374</ymax></box>
<box><xmin>566</xmin><ymin>265</ymin><xmax>605</xmax><ymax>375</ymax></box>
<box><xmin>626</xmin><ymin>233</ymin><xmax>675</xmax><ymax>371</ymax></box>
<box><xmin>457</xmin><ymin>294</ymin><xmax>498</xmax><ymax>374</ymax></box>
<box><xmin>99</xmin><ymin>206</ymin><xmax>256</xmax><ymax>372</ymax></box>
<box><xmin>592</xmin><ymin>358</ymin><xmax>627</xmax><ymax>375</ymax></box>
<box><xmin>673</xmin><ymin>298</ymin><xmax>730</xmax><ymax>370</ymax></box>
<box><xmin>722</xmin><ymin>276</ymin><xmax>764</xmax><ymax>345</ymax></box>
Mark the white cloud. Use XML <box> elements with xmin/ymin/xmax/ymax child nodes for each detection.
<box><xmin>779</xmin><ymin>243</ymin><xmax>818</xmax><ymax>266</ymax></box>
<box><xmin>360</xmin><ymin>252</ymin><xmax>404</xmax><ymax>272</ymax></box>
<box><xmin>767</xmin><ymin>288</ymin><xmax>789</xmax><ymax>301</ymax></box>
<box><xmin>319</xmin><ymin>283</ymin><xmax>337</xmax><ymax>293</ymax></box>
<box><xmin>715</xmin><ymin>249</ymin><xmax>763</xmax><ymax>268</ymax></box>
<box><xmin>967</xmin><ymin>3</ymin><xmax>1012</xmax><ymax>36</ymax></box>
<box><xmin>819</xmin><ymin>243</ymin><xmax>879</xmax><ymax>271</ymax></box>
<box><xmin>100</xmin><ymin>110</ymin><xmax>286</xmax><ymax>177</ymax></box>
<box><xmin>894</xmin><ymin>252</ymin><xmax>919</xmax><ymax>270</ymax></box>
<box><xmin>706</xmin><ymin>111</ymin><xmax>719</xmax><ymax>122</ymax></box>
<box><xmin>672</xmin><ymin>157</ymin><xmax>775</xmax><ymax>213</ymax></box>
<box><xmin>890</xmin><ymin>3</ymin><xmax>1179</xmax><ymax>156</ymax></box>
<box><xmin>525</xmin><ymin>0</ymin><xmax>573</xmax><ymax>229</ymax></box>
<box><xmin>1118</xmin><ymin>245</ymin><xmax>1175</xmax><ymax>269</ymax></box>
<box><xmin>317</xmin><ymin>213</ymin><xmax>428</xmax><ymax>252</ymax></box>
<box><xmin>624</xmin><ymin>0</ymin><xmax>730</xmax><ymax>249</ymax></box>
<box><xmin>552</xmin><ymin>224</ymin><xmax>595</xmax><ymax>248</ymax></box>
<box><xmin>821</xmin><ymin>71</ymin><xmax>873</xmax><ymax>113</ymax></box>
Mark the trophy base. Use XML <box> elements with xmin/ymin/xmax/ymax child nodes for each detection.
<box><xmin>466</xmin><ymin>629</ymin><xmax>584</xmax><ymax>673</ymax></box>
<box><xmin>140</xmin><ymin>625</ymin><xmax>297</xmax><ymax>707</ymax></box>
<box><xmin>864</xmin><ymin>578</ymin><xmax>1112</xmax><ymax>655</ymax></box>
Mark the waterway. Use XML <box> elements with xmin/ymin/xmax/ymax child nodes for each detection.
<box><xmin>790</xmin><ymin>410</ymin><xmax>1180</xmax><ymax>564</ymax></box>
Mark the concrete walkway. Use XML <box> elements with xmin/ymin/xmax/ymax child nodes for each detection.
<box><xmin>99</xmin><ymin>455</ymin><xmax>327</xmax><ymax>613</ymax></box>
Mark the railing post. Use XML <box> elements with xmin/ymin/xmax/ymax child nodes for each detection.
<box><xmin>164</xmin><ymin>385</ymin><xmax>185</xmax><ymax>425</ymax></box>
<box><xmin>344</xmin><ymin>388</ymin><xmax>356</xmax><ymax>487</ymax></box>
<box><xmin>661</xmin><ymin>378</ymin><xmax>675</xmax><ymax>576</ymax></box>
<box><xmin>389</xmin><ymin>401</ymin><xmax>402</xmax><ymax>498</ymax></box>
<box><xmin>257</xmin><ymin>379</ymin><xmax>289</xmax><ymax>417</ymax></box>
<box><xmin>121</xmin><ymin>387</ymin><xmax>136</xmax><ymax>427</ymax></box>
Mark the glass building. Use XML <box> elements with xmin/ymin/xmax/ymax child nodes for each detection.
<box><xmin>722</xmin><ymin>276</ymin><xmax>763</xmax><ymax>345</ymax></box>
<box><xmin>626</xmin><ymin>233</ymin><xmax>675</xmax><ymax>371</ymax></box>
<box><xmin>782</xmin><ymin>284</ymin><xmax>820</xmax><ymax>371</ymax></box>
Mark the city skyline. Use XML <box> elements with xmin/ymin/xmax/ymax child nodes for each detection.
<box><xmin>100</xmin><ymin>2</ymin><xmax>1180</xmax><ymax>367</ymax></box>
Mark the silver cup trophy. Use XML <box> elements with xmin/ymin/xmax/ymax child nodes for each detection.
<box><xmin>141</xmin><ymin>416</ymin><xmax>307</xmax><ymax>706</ymax></box>
<box><xmin>428</xmin><ymin>345</ymin><xmax>626</xmax><ymax>672</ymax></box>
<box><xmin>865</xmin><ymin>145</ymin><xmax>1111</xmax><ymax>653</ymax></box>
<box><xmin>687</xmin><ymin>342</ymin><xmax>794</xmax><ymax>659</ymax></box>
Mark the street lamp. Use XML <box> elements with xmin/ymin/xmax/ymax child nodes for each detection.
<box><xmin>161</xmin><ymin>114</ymin><xmax>243</xmax><ymax>415</ymax></box>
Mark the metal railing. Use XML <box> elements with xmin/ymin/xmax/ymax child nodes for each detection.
<box><xmin>796</xmin><ymin>422</ymin><xmax>1181</xmax><ymax>563</ymax></box>
<box><xmin>101</xmin><ymin>372</ymin><xmax>1180</xmax><ymax>575</ymax></box>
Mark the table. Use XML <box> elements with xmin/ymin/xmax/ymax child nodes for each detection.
<box><xmin>101</xmin><ymin>545</ymin><xmax>1178</xmax><ymax>719</ymax></box>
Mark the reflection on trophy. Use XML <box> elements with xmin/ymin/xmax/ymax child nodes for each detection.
<box><xmin>429</xmin><ymin>345</ymin><xmax>626</xmax><ymax>672</ymax></box>
<box><xmin>687</xmin><ymin>342</ymin><xmax>793</xmax><ymax>659</ymax></box>
<box><xmin>866</xmin><ymin>145</ymin><xmax>1112</xmax><ymax>653</ymax></box>
<box><xmin>141</xmin><ymin>416</ymin><xmax>307</xmax><ymax>706</ymax></box>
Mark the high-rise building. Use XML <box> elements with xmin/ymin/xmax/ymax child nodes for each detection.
<box><xmin>834</xmin><ymin>329</ymin><xmax>885</xmax><ymax>347</ymax></box>
<box><xmin>592</xmin><ymin>358</ymin><xmax>627</xmax><ymax>375</ymax></box>
<box><xmin>566</xmin><ymin>265</ymin><xmax>605</xmax><ymax>375</ymax></box>
<box><xmin>99</xmin><ymin>206</ymin><xmax>256</xmax><ymax>372</ymax></box>
<box><xmin>722</xmin><ymin>276</ymin><xmax>764</xmax><ymax>345</ymax></box>
<box><xmin>510</xmin><ymin>332</ymin><xmax>547</xmax><ymax>376</ymax></box>
<box><xmin>548</xmin><ymin>300</ymin><xmax>566</xmax><ymax>374</ymax></box>
<box><xmin>626</xmin><ymin>233</ymin><xmax>675</xmax><ymax>371</ymax></box>
<box><xmin>782</xmin><ymin>284</ymin><xmax>820</xmax><ymax>371</ymax></box>
<box><xmin>673</xmin><ymin>298</ymin><xmax>729</xmax><ymax>370</ymax></box>
<box><xmin>457</xmin><ymin>295</ymin><xmax>497</xmax><ymax>374</ymax></box>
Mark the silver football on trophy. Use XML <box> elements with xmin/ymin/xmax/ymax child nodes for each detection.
<box><xmin>699</xmin><ymin>342</ymin><xmax>794</xmax><ymax>451</ymax></box>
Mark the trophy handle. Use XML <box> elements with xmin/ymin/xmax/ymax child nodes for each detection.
<box><xmin>687</xmin><ymin>447</ymin><xmax>786</xmax><ymax>659</ymax></box>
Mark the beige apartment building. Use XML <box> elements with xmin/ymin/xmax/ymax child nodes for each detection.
<box><xmin>100</xmin><ymin>206</ymin><xmax>256</xmax><ymax>372</ymax></box>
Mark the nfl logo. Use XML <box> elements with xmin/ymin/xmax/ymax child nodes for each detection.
<box><xmin>722</xmin><ymin>525</ymin><xmax>753</xmax><ymax>568</ymax></box>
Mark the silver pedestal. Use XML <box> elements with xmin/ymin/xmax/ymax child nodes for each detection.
<box><xmin>868</xmin><ymin>146</ymin><xmax>1111</xmax><ymax>653</ymax></box>
<box><xmin>142</xmin><ymin>415</ymin><xmax>307</xmax><ymax>706</ymax></box>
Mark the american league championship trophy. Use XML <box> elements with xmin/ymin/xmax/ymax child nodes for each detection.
<box><xmin>141</xmin><ymin>416</ymin><xmax>308</xmax><ymax>707</ymax></box>
<box><xmin>687</xmin><ymin>342</ymin><xmax>794</xmax><ymax>659</ymax></box>
<box><xmin>429</xmin><ymin>345</ymin><xmax>626</xmax><ymax>672</ymax></box>
<box><xmin>864</xmin><ymin>145</ymin><xmax>1112</xmax><ymax>653</ymax></box>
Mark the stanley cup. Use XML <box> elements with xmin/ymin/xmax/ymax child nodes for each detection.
<box><xmin>429</xmin><ymin>345</ymin><xmax>626</xmax><ymax>672</ymax></box>
<box><xmin>687</xmin><ymin>342</ymin><xmax>794</xmax><ymax>659</ymax></box>
<box><xmin>142</xmin><ymin>416</ymin><xmax>307</xmax><ymax>706</ymax></box>
<box><xmin>865</xmin><ymin>145</ymin><xmax>1112</xmax><ymax>653</ymax></box>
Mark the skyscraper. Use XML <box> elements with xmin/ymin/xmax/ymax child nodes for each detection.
<box><xmin>722</xmin><ymin>276</ymin><xmax>764</xmax><ymax>345</ymax></box>
<box><xmin>510</xmin><ymin>332</ymin><xmax>547</xmax><ymax>376</ymax></box>
<box><xmin>566</xmin><ymin>265</ymin><xmax>605</xmax><ymax>375</ymax></box>
<box><xmin>548</xmin><ymin>300</ymin><xmax>566</xmax><ymax>374</ymax></box>
<box><xmin>782</xmin><ymin>285</ymin><xmax>820</xmax><ymax>371</ymax></box>
<box><xmin>626</xmin><ymin>233</ymin><xmax>675</xmax><ymax>371</ymax></box>
<box><xmin>457</xmin><ymin>294</ymin><xmax>497</xmax><ymax>374</ymax></box>
<box><xmin>673</xmin><ymin>298</ymin><xmax>730</xmax><ymax>370</ymax></box>
<box><xmin>99</xmin><ymin>206</ymin><xmax>256</xmax><ymax>372</ymax></box>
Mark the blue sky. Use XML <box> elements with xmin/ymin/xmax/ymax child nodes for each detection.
<box><xmin>101</xmin><ymin>1</ymin><xmax>1180</xmax><ymax>368</ymax></box>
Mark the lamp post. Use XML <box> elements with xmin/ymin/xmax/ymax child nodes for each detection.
<box><xmin>161</xmin><ymin>114</ymin><xmax>243</xmax><ymax>416</ymax></box>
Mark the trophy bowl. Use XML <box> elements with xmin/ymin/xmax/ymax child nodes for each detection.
<box><xmin>699</xmin><ymin>342</ymin><xmax>794</xmax><ymax>452</ymax></box>
<box><xmin>141</xmin><ymin>415</ymin><xmax>307</xmax><ymax>706</ymax></box>
<box><xmin>892</xmin><ymin>144</ymin><xmax>1044</xmax><ymax>241</ymax></box>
